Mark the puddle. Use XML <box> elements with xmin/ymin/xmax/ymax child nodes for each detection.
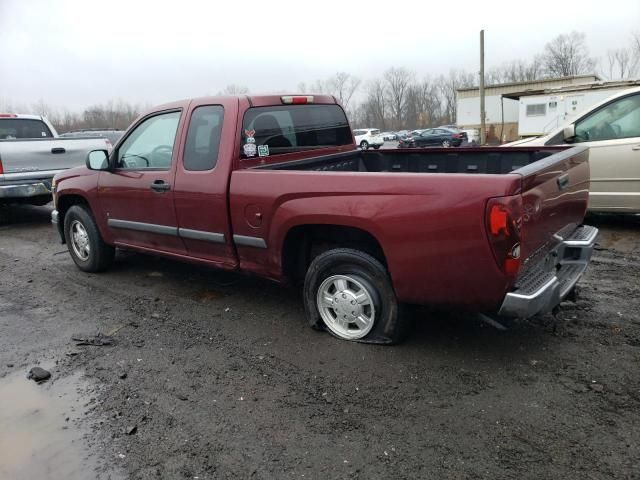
<box><xmin>0</xmin><ymin>369</ymin><xmax>103</xmax><ymax>479</ymax></box>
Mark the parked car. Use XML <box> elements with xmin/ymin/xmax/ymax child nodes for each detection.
<box><xmin>59</xmin><ymin>128</ymin><xmax>125</xmax><ymax>150</ymax></box>
<box><xmin>0</xmin><ymin>114</ymin><xmax>110</xmax><ymax>206</ymax></box>
<box><xmin>396</xmin><ymin>133</ymin><xmax>415</xmax><ymax>148</ymax></box>
<box><xmin>441</xmin><ymin>126</ymin><xmax>468</xmax><ymax>142</ymax></box>
<box><xmin>381</xmin><ymin>132</ymin><xmax>397</xmax><ymax>141</ymax></box>
<box><xmin>504</xmin><ymin>86</ymin><xmax>640</xmax><ymax>213</ymax></box>
<box><xmin>353</xmin><ymin>128</ymin><xmax>384</xmax><ymax>150</ymax></box>
<box><xmin>52</xmin><ymin>94</ymin><xmax>597</xmax><ymax>344</ymax></box>
<box><xmin>412</xmin><ymin>128</ymin><xmax>464</xmax><ymax>147</ymax></box>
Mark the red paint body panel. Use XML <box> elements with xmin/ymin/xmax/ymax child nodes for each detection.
<box><xmin>229</xmin><ymin>170</ymin><xmax>521</xmax><ymax>308</ymax></box>
<box><xmin>53</xmin><ymin>95</ymin><xmax>591</xmax><ymax>314</ymax></box>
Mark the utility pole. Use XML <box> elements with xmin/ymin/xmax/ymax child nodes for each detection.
<box><xmin>480</xmin><ymin>29</ymin><xmax>486</xmax><ymax>145</ymax></box>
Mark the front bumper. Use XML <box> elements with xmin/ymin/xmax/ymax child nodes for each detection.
<box><xmin>498</xmin><ymin>225</ymin><xmax>598</xmax><ymax>318</ymax></box>
<box><xmin>0</xmin><ymin>181</ymin><xmax>52</xmax><ymax>199</ymax></box>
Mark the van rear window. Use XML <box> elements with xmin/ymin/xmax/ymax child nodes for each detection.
<box><xmin>241</xmin><ymin>104</ymin><xmax>351</xmax><ymax>158</ymax></box>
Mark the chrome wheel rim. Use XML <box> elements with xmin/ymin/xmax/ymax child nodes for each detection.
<box><xmin>316</xmin><ymin>274</ymin><xmax>376</xmax><ymax>340</ymax></box>
<box><xmin>361</xmin><ymin>142</ymin><xmax>368</xmax><ymax>150</ymax></box>
<box><xmin>70</xmin><ymin>220</ymin><xmax>90</xmax><ymax>261</ymax></box>
<box><xmin>442</xmin><ymin>140</ymin><xmax>451</xmax><ymax>147</ymax></box>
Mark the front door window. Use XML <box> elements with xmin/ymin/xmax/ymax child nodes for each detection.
<box><xmin>117</xmin><ymin>111</ymin><xmax>181</xmax><ymax>169</ymax></box>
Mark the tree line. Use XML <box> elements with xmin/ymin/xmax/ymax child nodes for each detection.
<box><xmin>1</xmin><ymin>31</ymin><xmax>638</xmax><ymax>133</ymax></box>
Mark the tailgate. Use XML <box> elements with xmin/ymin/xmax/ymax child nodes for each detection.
<box><xmin>0</xmin><ymin>138</ymin><xmax>107</xmax><ymax>176</ymax></box>
<box><xmin>515</xmin><ymin>146</ymin><xmax>591</xmax><ymax>268</ymax></box>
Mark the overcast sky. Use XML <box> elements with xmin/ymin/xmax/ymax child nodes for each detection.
<box><xmin>1</xmin><ymin>0</ymin><xmax>639</xmax><ymax>110</ymax></box>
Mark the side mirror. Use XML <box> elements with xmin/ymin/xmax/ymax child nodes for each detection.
<box><xmin>86</xmin><ymin>149</ymin><xmax>110</xmax><ymax>170</ymax></box>
<box><xmin>563</xmin><ymin>124</ymin><xmax>576</xmax><ymax>142</ymax></box>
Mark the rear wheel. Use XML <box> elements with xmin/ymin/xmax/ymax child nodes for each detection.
<box><xmin>441</xmin><ymin>139</ymin><xmax>451</xmax><ymax>147</ymax></box>
<box><xmin>303</xmin><ymin>248</ymin><xmax>406</xmax><ymax>344</ymax></box>
<box><xmin>360</xmin><ymin>141</ymin><xmax>369</xmax><ymax>150</ymax></box>
<box><xmin>64</xmin><ymin>205</ymin><xmax>115</xmax><ymax>272</ymax></box>
<box><xmin>373</xmin><ymin>145</ymin><xmax>381</xmax><ymax>150</ymax></box>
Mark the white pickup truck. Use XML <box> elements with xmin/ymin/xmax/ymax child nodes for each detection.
<box><xmin>505</xmin><ymin>87</ymin><xmax>640</xmax><ymax>213</ymax></box>
<box><xmin>0</xmin><ymin>114</ymin><xmax>109</xmax><ymax>206</ymax></box>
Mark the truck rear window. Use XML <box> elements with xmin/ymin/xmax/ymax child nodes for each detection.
<box><xmin>0</xmin><ymin>119</ymin><xmax>53</xmax><ymax>139</ymax></box>
<box><xmin>241</xmin><ymin>105</ymin><xmax>351</xmax><ymax>158</ymax></box>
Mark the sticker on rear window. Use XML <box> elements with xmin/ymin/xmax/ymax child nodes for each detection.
<box><xmin>243</xmin><ymin>129</ymin><xmax>256</xmax><ymax>157</ymax></box>
<box><xmin>257</xmin><ymin>145</ymin><xmax>269</xmax><ymax>157</ymax></box>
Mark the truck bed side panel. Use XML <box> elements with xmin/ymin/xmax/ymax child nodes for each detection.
<box><xmin>229</xmin><ymin>170</ymin><xmax>522</xmax><ymax>308</ymax></box>
<box><xmin>0</xmin><ymin>138</ymin><xmax>108</xmax><ymax>176</ymax></box>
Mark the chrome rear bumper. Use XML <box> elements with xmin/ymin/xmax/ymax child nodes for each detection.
<box><xmin>498</xmin><ymin>225</ymin><xmax>598</xmax><ymax>318</ymax></box>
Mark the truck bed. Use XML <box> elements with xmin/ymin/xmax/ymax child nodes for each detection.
<box><xmin>233</xmin><ymin>145</ymin><xmax>590</xmax><ymax>310</ymax></box>
<box><xmin>254</xmin><ymin>146</ymin><xmax>565</xmax><ymax>175</ymax></box>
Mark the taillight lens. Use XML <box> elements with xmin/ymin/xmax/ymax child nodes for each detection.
<box><xmin>486</xmin><ymin>195</ymin><xmax>523</xmax><ymax>278</ymax></box>
<box><xmin>452</xmin><ymin>133</ymin><xmax>461</xmax><ymax>138</ymax></box>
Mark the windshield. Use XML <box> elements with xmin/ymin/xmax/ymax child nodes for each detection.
<box><xmin>0</xmin><ymin>118</ymin><xmax>53</xmax><ymax>139</ymax></box>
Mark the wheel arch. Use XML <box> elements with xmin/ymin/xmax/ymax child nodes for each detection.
<box><xmin>281</xmin><ymin>223</ymin><xmax>388</xmax><ymax>285</ymax></box>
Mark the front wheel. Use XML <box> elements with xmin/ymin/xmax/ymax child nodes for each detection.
<box><xmin>360</xmin><ymin>141</ymin><xmax>369</xmax><ymax>150</ymax></box>
<box><xmin>303</xmin><ymin>248</ymin><xmax>406</xmax><ymax>344</ymax></box>
<box><xmin>64</xmin><ymin>205</ymin><xmax>115</xmax><ymax>272</ymax></box>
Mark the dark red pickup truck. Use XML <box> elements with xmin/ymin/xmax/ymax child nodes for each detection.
<box><xmin>51</xmin><ymin>94</ymin><xmax>598</xmax><ymax>344</ymax></box>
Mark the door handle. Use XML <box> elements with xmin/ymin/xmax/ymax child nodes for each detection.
<box><xmin>51</xmin><ymin>147</ymin><xmax>66</xmax><ymax>154</ymax></box>
<box><xmin>150</xmin><ymin>180</ymin><xmax>171</xmax><ymax>192</ymax></box>
<box><xmin>632</xmin><ymin>145</ymin><xmax>640</xmax><ymax>151</ymax></box>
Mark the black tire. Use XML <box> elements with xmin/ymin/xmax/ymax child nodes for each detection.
<box><xmin>360</xmin><ymin>141</ymin><xmax>369</xmax><ymax>150</ymax></box>
<box><xmin>63</xmin><ymin>205</ymin><xmax>115</xmax><ymax>272</ymax></box>
<box><xmin>373</xmin><ymin>145</ymin><xmax>381</xmax><ymax>150</ymax></box>
<box><xmin>303</xmin><ymin>248</ymin><xmax>406</xmax><ymax>344</ymax></box>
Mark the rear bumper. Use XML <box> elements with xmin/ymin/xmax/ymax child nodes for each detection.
<box><xmin>0</xmin><ymin>181</ymin><xmax>52</xmax><ymax>199</ymax></box>
<box><xmin>498</xmin><ymin>225</ymin><xmax>598</xmax><ymax>318</ymax></box>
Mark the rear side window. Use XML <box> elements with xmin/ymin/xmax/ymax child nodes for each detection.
<box><xmin>241</xmin><ymin>104</ymin><xmax>352</xmax><ymax>158</ymax></box>
<box><xmin>184</xmin><ymin>105</ymin><xmax>224</xmax><ymax>171</ymax></box>
<box><xmin>0</xmin><ymin>119</ymin><xmax>53</xmax><ymax>139</ymax></box>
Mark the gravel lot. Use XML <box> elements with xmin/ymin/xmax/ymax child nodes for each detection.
<box><xmin>1</xmin><ymin>204</ymin><xmax>639</xmax><ymax>479</ymax></box>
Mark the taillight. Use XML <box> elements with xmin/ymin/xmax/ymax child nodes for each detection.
<box><xmin>486</xmin><ymin>195</ymin><xmax>523</xmax><ymax>278</ymax></box>
<box><xmin>452</xmin><ymin>133</ymin><xmax>461</xmax><ymax>138</ymax></box>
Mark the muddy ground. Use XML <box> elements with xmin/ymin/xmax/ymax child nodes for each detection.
<box><xmin>0</xmin><ymin>204</ymin><xmax>638</xmax><ymax>480</ymax></box>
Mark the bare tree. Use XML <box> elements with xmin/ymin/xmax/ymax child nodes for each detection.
<box><xmin>325</xmin><ymin>72</ymin><xmax>361</xmax><ymax>111</ymax></box>
<box><xmin>360</xmin><ymin>79</ymin><xmax>387</xmax><ymax>129</ymax></box>
<box><xmin>384</xmin><ymin>67</ymin><xmax>413</xmax><ymax>130</ymax></box>
<box><xmin>486</xmin><ymin>57</ymin><xmax>545</xmax><ymax>84</ymax></box>
<box><xmin>542</xmin><ymin>31</ymin><xmax>596</xmax><ymax>77</ymax></box>
<box><xmin>437</xmin><ymin>70</ymin><xmax>474</xmax><ymax>125</ymax></box>
<box><xmin>606</xmin><ymin>48</ymin><xmax>639</xmax><ymax>79</ymax></box>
